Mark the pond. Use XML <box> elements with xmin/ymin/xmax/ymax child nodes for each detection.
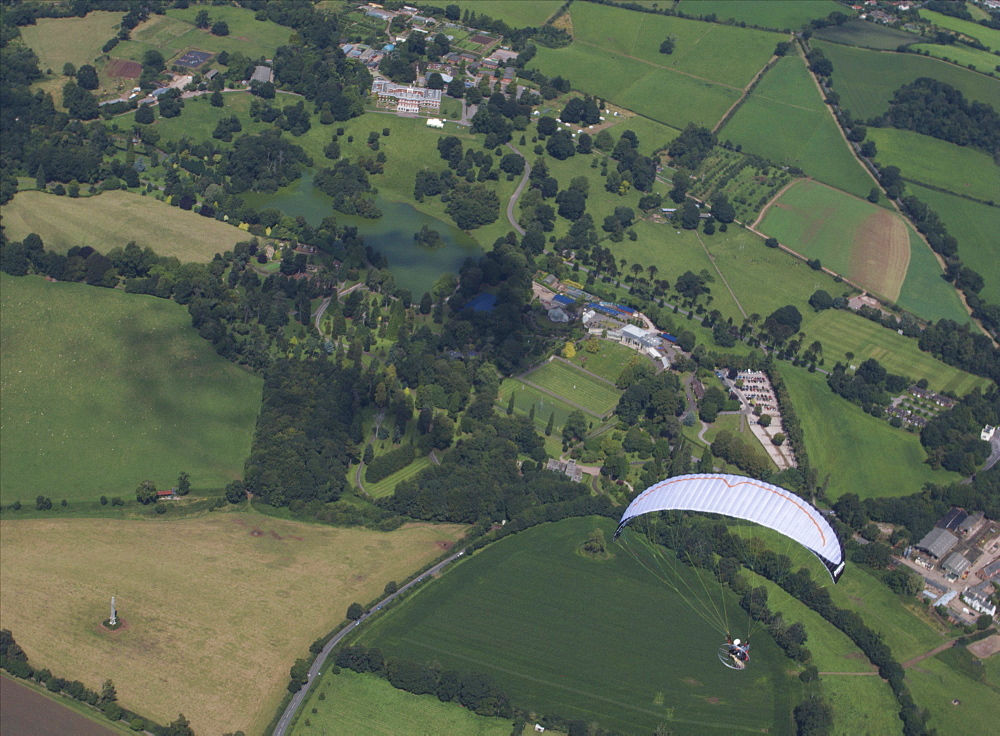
<box><xmin>244</xmin><ymin>171</ymin><xmax>482</xmax><ymax>296</ymax></box>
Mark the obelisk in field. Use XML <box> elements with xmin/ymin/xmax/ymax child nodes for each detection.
<box><xmin>109</xmin><ymin>596</ymin><xmax>117</xmax><ymax>627</ymax></box>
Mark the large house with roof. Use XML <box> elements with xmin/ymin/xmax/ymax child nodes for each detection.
<box><xmin>371</xmin><ymin>79</ymin><xmax>442</xmax><ymax>113</ymax></box>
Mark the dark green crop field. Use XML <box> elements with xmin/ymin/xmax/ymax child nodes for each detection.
<box><xmin>357</xmin><ymin>516</ymin><xmax>801</xmax><ymax>735</ymax></box>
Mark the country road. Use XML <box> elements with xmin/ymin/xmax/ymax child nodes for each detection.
<box><xmin>505</xmin><ymin>141</ymin><xmax>530</xmax><ymax>235</ymax></box>
<box><xmin>271</xmin><ymin>549</ymin><xmax>466</xmax><ymax>735</ymax></box>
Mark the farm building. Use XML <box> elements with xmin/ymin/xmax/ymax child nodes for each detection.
<box><xmin>552</xmin><ymin>294</ymin><xmax>576</xmax><ymax>307</ymax></box>
<box><xmin>250</xmin><ymin>66</ymin><xmax>273</xmax><ymax>84</ymax></box>
<box><xmin>372</xmin><ymin>79</ymin><xmax>442</xmax><ymax>112</ymax></box>
<box><xmin>915</xmin><ymin>527</ymin><xmax>959</xmax><ymax>559</ymax></box>
<box><xmin>981</xmin><ymin>559</ymin><xmax>1000</xmax><ymax>581</ymax></box>
<box><xmin>941</xmin><ymin>551</ymin><xmax>972</xmax><ymax>577</ymax></box>
<box><xmin>959</xmin><ymin>512</ymin><xmax>985</xmax><ymax>537</ymax></box>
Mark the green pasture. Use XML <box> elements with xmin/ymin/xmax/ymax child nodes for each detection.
<box><xmin>796</xmin><ymin>309</ymin><xmax>987</xmax><ymax>395</ymax></box>
<box><xmin>362</xmin><ymin>456</ymin><xmax>433</xmax><ymax>499</ymax></box>
<box><xmin>356</xmin><ymin>516</ymin><xmax>802</xmax><ymax>735</ymax></box>
<box><xmin>568</xmin><ymin>341</ymin><xmax>641</xmax><ymax>383</ymax></box>
<box><xmin>291</xmin><ymin>670</ymin><xmax>513</xmax><ymax>736</ymax></box>
<box><xmin>1</xmin><ymin>190</ymin><xmax>250</xmax><ymax>262</ymax></box>
<box><xmin>448</xmin><ymin>0</ymin><xmax>562</xmax><ymax>27</ymax></box>
<box><xmin>775</xmin><ymin>365</ymin><xmax>962</xmax><ymax>501</ymax></box>
<box><xmin>822</xmin><ymin>675</ymin><xmax>903</xmax><ymax>736</ymax></box>
<box><xmin>920</xmin><ymin>9</ymin><xmax>1000</xmax><ymax>50</ymax></box>
<box><xmin>867</xmin><ymin>127</ymin><xmax>1000</xmax><ymax>203</ymax></box>
<box><xmin>895</xmin><ymin>227</ymin><xmax>972</xmax><ymax>325</ymax></box>
<box><xmin>605</xmin><ymin>114</ymin><xmax>682</xmax><ymax>155</ymax></box>
<box><xmin>812</xmin><ymin>41</ymin><xmax>1000</xmax><ymax>119</ymax></box>
<box><xmin>147</xmin><ymin>91</ymin><xmax>300</xmax><ymax>147</ymax></box>
<box><xmin>905</xmin><ymin>183</ymin><xmax>1000</xmax><ymax>303</ymax></box>
<box><xmin>910</xmin><ymin>43</ymin><xmax>1000</xmax><ymax>74</ymax></box>
<box><xmin>720</xmin><ymin>56</ymin><xmax>874</xmax><ymax>199</ymax></box>
<box><xmin>675</xmin><ymin>0</ymin><xmax>850</xmax><ymax>31</ymax></box>
<box><xmin>498</xmin><ymin>378</ymin><xmax>580</xmax><ymax>428</ymax></box>
<box><xmin>811</xmin><ymin>19</ymin><xmax>920</xmax><ymax>50</ymax></box>
<box><xmin>114</xmin><ymin>6</ymin><xmax>290</xmax><ymax>65</ymax></box>
<box><xmin>531</xmin><ymin>43</ymin><xmax>740</xmax><ymax>130</ymax></box>
<box><xmin>907</xmin><ymin>656</ymin><xmax>1000</xmax><ymax>736</ymax></box>
<box><xmin>0</xmin><ymin>275</ymin><xmax>261</xmax><ymax>503</ymax></box>
<box><xmin>525</xmin><ymin>360</ymin><xmax>622</xmax><ymax>416</ymax></box>
<box><xmin>567</xmin><ymin>2</ymin><xmax>783</xmax><ymax>88</ymax></box>
<box><xmin>18</xmin><ymin>11</ymin><xmax>120</xmax><ymax>74</ymax></box>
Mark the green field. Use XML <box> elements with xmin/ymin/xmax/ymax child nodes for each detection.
<box><xmin>448</xmin><ymin>0</ymin><xmax>563</xmax><ymax>27</ymax></box>
<box><xmin>0</xmin><ymin>275</ymin><xmax>261</xmax><ymax>502</ymax></box>
<box><xmin>143</xmin><ymin>91</ymin><xmax>297</xmax><ymax>148</ymax></box>
<box><xmin>114</xmin><ymin>6</ymin><xmax>290</xmax><ymax>66</ymax></box>
<box><xmin>498</xmin><ymin>378</ymin><xmax>585</xmax><ymax>456</ymax></box>
<box><xmin>675</xmin><ymin>0</ymin><xmax>850</xmax><ymax>30</ymax></box>
<box><xmin>907</xmin><ymin>655</ymin><xmax>1000</xmax><ymax>736</ymax></box>
<box><xmin>822</xmin><ymin>675</ymin><xmax>903</xmax><ymax>736</ymax></box>
<box><xmin>811</xmin><ymin>19</ymin><xmax>921</xmax><ymax>50</ymax></box>
<box><xmin>776</xmin><ymin>365</ymin><xmax>962</xmax><ymax>500</ymax></box>
<box><xmin>910</xmin><ymin>42</ymin><xmax>1000</xmax><ymax>74</ymax></box>
<box><xmin>291</xmin><ymin>670</ymin><xmax>513</xmax><ymax>735</ymax></box>
<box><xmin>895</xmin><ymin>226</ymin><xmax>972</xmax><ymax>325</ymax></box>
<box><xmin>362</xmin><ymin>455</ymin><xmax>433</xmax><ymax>499</ymax></box>
<box><xmin>920</xmin><ymin>9</ymin><xmax>1000</xmax><ymax>50</ymax></box>
<box><xmin>525</xmin><ymin>359</ymin><xmax>622</xmax><ymax>416</ymax></box>
<box><xmin>605</xmin><ymin>113</ymin><xmax>681</xmax><ymax>155</ymax></box>
<box><xmin>687</xmin><ymin>148</ymin><xmax>797</xmax><ymax>223</ymax></box>
<box><xmin>357</xmin><ymin>516</ymin><xmax>802</xmax><ymax>735</ymax></box>
<box><xmin>0</xmin><ymin>514</ymin><xmax>466</xmax><ymax>735</ymax></box>
<box><xmin>795</xmin><ymin>309</ymin><xmax>987</xmax><ymax>395</ymax></box>
<box><xmin>568</xmin><ymin>340</ymin><xmax>641</xmax><ymax>383</ymax></box>
<box><xmin>720</xmin><ymin>55</ymin><xmax>875</xmax><ymax>199</ymax></box>
<box><xmin>905</xmin><ymin>183</ymin><xmax>1000</xmax><ymax>303</ymax></box>
<box><xmin>18</xmin><ymin>11</ymin><xmax>121</xmax><ymax>74</ymax></box>
<box><xmin>1</xmin><ymin>190</ymin><xmax>251</xmax><ymax>262</ymax></box>
<box><xmin>812</xmin><ymin>41</ymin><xmax>1000</xmax><ymax>119</ymax></box>
<box><xmin>867</xmin><ymin>127</ymin><xmax>1000</xmax><ymax>203</ymax></box>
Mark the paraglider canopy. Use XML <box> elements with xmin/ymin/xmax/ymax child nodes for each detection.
<box><xmin>615</xmin><ymin>473</ymin><xmax>845</xmax><ymax>582</ymax></box>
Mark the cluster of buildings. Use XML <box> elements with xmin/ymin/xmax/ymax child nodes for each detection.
<box><xmin>371</xmin><ymin>79</ymin><xmax>443</xmax><ymax>113</ymax></box>
<box><xmin>340</xmin><ymin>42</ymin><xmax>390</xmax><ymax>69</ymax></box>
<box><xmin>887</xmin><ymin>385</ymin><xmax>957</xmax><ymax>428</ymax></box>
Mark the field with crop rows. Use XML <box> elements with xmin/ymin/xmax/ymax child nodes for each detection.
<box><xmin>720</xmin><ymin>55</ymin><xmax>874</xmax><ymax>198</ymax></box>
<box><xmin>811</xmin><ymin>18</ymin><xmax>920</xmax><ymax>49</ymax></box>
<box><xmin>812</xmin><ymin>41</ymin><xmax>1000</xmax><ymax>118</ymax></box>
<box><xmin>776</xmin><ymin>366</ymin><xmax>962</xmax><ymax>500</ymax></box>
<box><xmin>905</xmin><ymin>183</ymin><xmax>1000</xmax><ymax>303</ymax></box>
<box><xmin>0</xmin><ymin>275</ymin><xmax>261</xmax><ymax>503</ymax></box>
<box><xmin>687</xmin><ymin>147</ymin><xmax>797</xmax><ymax>223</ymax></box>
<box><xmin>357</xmin><ymin>516</ymin><xmax>802</xmax><ymax>735</ymax></box>
<box><xmin>867</xmin><ymin>127</ymin><xmax>1000</xmax><ymax>203</ymax></box>
<box><xmin>0</xmin><ymin>514</ymin><xmax>466</xmax><ymax>735</ymax></box>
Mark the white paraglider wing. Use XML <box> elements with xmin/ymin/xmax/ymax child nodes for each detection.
<box><xmin>615</xmin><ymin>473</ymin><xmax>845</xmax><ymax>582</ymax></box>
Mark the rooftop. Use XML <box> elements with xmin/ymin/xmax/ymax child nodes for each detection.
<box><xmin>915</xmin><ymin>527</ymin><xmax>959</xmax><ymax>559</ymax></box>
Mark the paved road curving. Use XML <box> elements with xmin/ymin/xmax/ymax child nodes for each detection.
<box><xmin>505</xmin><ymin>142</ymin><xmax>531</xmax><ymax>235</ymax></box>
<box><xmin>271</xmin><ymin>549</ymin><xmax>466</xmax><ymax>735</ymax></box>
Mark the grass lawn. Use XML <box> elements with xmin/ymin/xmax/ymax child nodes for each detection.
<box><xmin>675</xmin><ymin>0</ymin><xmax>850</xmax><ymax>30</ymax></box>
<box><xmin>822</xmin><ymin>675</ymin><xmax>903</xmax><ymax>735</ymax></box>
<box><xmin>290</xmin><ymin>670</ymin><xmax>514</xmax><ymax>735</ymax></box>
<box><xmin>18</xmin><ymin>11</ymin><xmax>120</xmax><ymax>74</ymax></box>
<box><xmin>356</xmin><ymin>516</ymin><xmax>802</xmax><ymax>735</ymax></box>
<box><xmin>363</xmin><ymin>455</ymin><xmax>433</xmax><ymax>499</ymax></box>
<box><xmin>811</xmin><ymin>18</ymin><xmax>920</xmax><ymax>50</ymax></box>
<box><xmin>904</xmin><ymin>183</ymin><xmax>1000</xmax><ymax>304</ymax></box>
<box><xmin>758</xmin><ymin>179</ymin><xmax>910</xmax><ymax>301</ymax></box>
<box><xmin>0</xmin><ymin>275</ymin><xmax>261</xmax><ymax>503</ymax></box>
<box><xmin>920</xmin><ymin>9</ymin><xmax>1000</xmax><ymax>50</ymax></box>
<box><xmin>524</xmin><ymin>359</ymin><xmax>622</xmax><ymax>416</ymax></box>
<box><xmin>568</xmin><ymin>340</ymin><xmax>639</xmax><ymax>383</ymax></box>
<box><xmin>906</xmin><ymin>656</ymin><xmax>1000</xmax><ymax>736</ymax></box>
<box><xmin>812</xmin><ymin>42</ymin><xmax>1000</xmax><ymax>119</ymax></box>
<box><xmin>776</xmin><ymin>365</ymin><xmax>962</xmax><ymax>500</ymax></box>
<box><xmin>796</xmin><ymin>309</ymin><xmax>988</xmax><ymax>395</ymax></box>
<box><xmin>0</xmin><ymin>513</ymin><xmax>465</xmax><ymax>735</ymax></box>
<box><xmin>909</xmin><ymin>42</ymin><xmax>1000</xmax><ymax>74</ymax></box>
<box><xmin>1</xmin><ymin>190</ymin><xmax>250</xmax><ymax>262</ymax></box>
<box><xmin>448</xmin><ymin>1</ymin><xmax>563</xmax><ymax>27</ymax></box>
<box><xmin>867</xmin><ymin>127</ymin><xmax>1000</xmax><ymax>204</ymax></box>
<box><xmin>142</xmin><ymin>90</ymin><xmax>294</xmax><ymax>147</ymax></box>
<box><xmin>605</xmin><ymin>114</ymin><xmax>681</xmax><ymax>154</ymax></box>
<box><xmin>895</xmin><ymin>226</ymin><xmax>972</xmax><ymax>325</ymax></box>
<box><xmin>720</xmin><ymin>55</ymin><xmax>874</xmax><ymax>199</ymax></box>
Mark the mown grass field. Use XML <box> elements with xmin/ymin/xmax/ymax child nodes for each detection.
<box><xmin>567</xmin><ymin>2</ymin><xmax>783</xmax><ymax>88</ymax></box>
<box><xmin>827</xmin><ymin>564</ymin><xmax>944</xmax><ymax>662</ymax></box>
<box><xmin>1</xmin><ymin>190</ymin><xmax>249</xmax><ymax>261</ymax></box>
<box><xmin>758</xmin><ymin>179</ymin><xmax>910</xmax><ymax>301</ymax></box>
<box><xmin>811</xmin><ymin>19</ymin><xmax>920</xmax><ymax>50</ymax></box>
<box><xmin>18</xmin><ymin>11</ymin><xmax>120</xmax><ymax>74</ymax></box>
<box><xmin>776</xmin><ymin>365</ymin><xmax>962</xmax><ymax>500</ymax></box>
<box><xmin>905</xmin><ymin>183</ymin><xmax>1000</xmax><ymax>303</ymax></box>
<box><xmin>796</xmin><ymin>309</ymin><xmax>988</xmax><ymax>395</ymax></box>
<box><xmin>114</xmin><ymin>6</ymin><xmax>290</xmax><ymax>66</ymax></box>
<box><xmin>363</xmin><ymin>455</ymin><xmax>433</xmax><ymax>499</ymax></box>
<box><xmin>720</xmin><ymin>55</ymin><xmax>875</xmax><ymax>199</ymax></box>
<box><xmin>895</xmin><ymin>226</ymin><xmax>971</xmax><ymax>325</ymax></box>
<box><xmin>0</xmin><ymin>275</ymin><xmax>261</xmax><ymax>503</ymax></box>
<box><xmin>910</xmin><ymin>42</ymin><xmax>1000</xmax><ymax>74</ymax></box>
<box><xmin>867</xmin><ymin>127</ymin><xmax>1000</xmax><ymax>203</ymax></box>
<box><xmin>356</xmin><ymin>516</ymin><xmax>802</xmax><ymax>735</ymax></box>
<box><xmin>920</xmin><ymin>8</ymin><xmax>1000</xmax><ymax>50</ymax></box>
<box><xmin>906</xmin><ymin>655</ymin><xmax>1000</xmax><ymax>736</ymax></box>
<box><xmin>448</xmin><ymin>0</ymin><xmax>562</xmax><ymax>27</ymax></box>
<box><xmin>812</xmin><ymin>41</ymin><xmax>1000</xmax><ymax>118</ymax></box>
<box><xmin>568</xmin><ymin>340</ymin><xmax>638</xmax><ymax>383</ymax></box>
<box><xmin>0</xmin><ymin>514</ymin><xmax>465</xmax><ymax>736</ymax></box>
<box><xmin>525</xmin><ymin>359</ymin><xmax>621</xmax><ymax>416</ymax></box>
<box><xmin>675</xmin><ymin>0</ymin><xmax>850</xmax><ymax>30</ymax></box>
<box><xmin>290</xmin><ymin>670</ymin><xmax>514</xmax><ymax>736</ymax></box>
<box><xmin>822</xmin><ymin>675</ymin><xmax>903</xmax><ymax>736</ymax></box>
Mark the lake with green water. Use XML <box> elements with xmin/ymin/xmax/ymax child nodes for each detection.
<box><xmin>244</xmin><ymin>172</ymin><xmax>482</xmax><ymax>296</ymax></box>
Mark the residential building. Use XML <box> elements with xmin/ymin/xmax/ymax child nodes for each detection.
<box><xmin>962</xmin><ymin>581</ymin><xmax>996</xmax><ymax>617</ymax></box>
<box><xmin>372</xmin><ymin>79</ymin><xmax>442</xmax><ymax>112</ymax></box>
